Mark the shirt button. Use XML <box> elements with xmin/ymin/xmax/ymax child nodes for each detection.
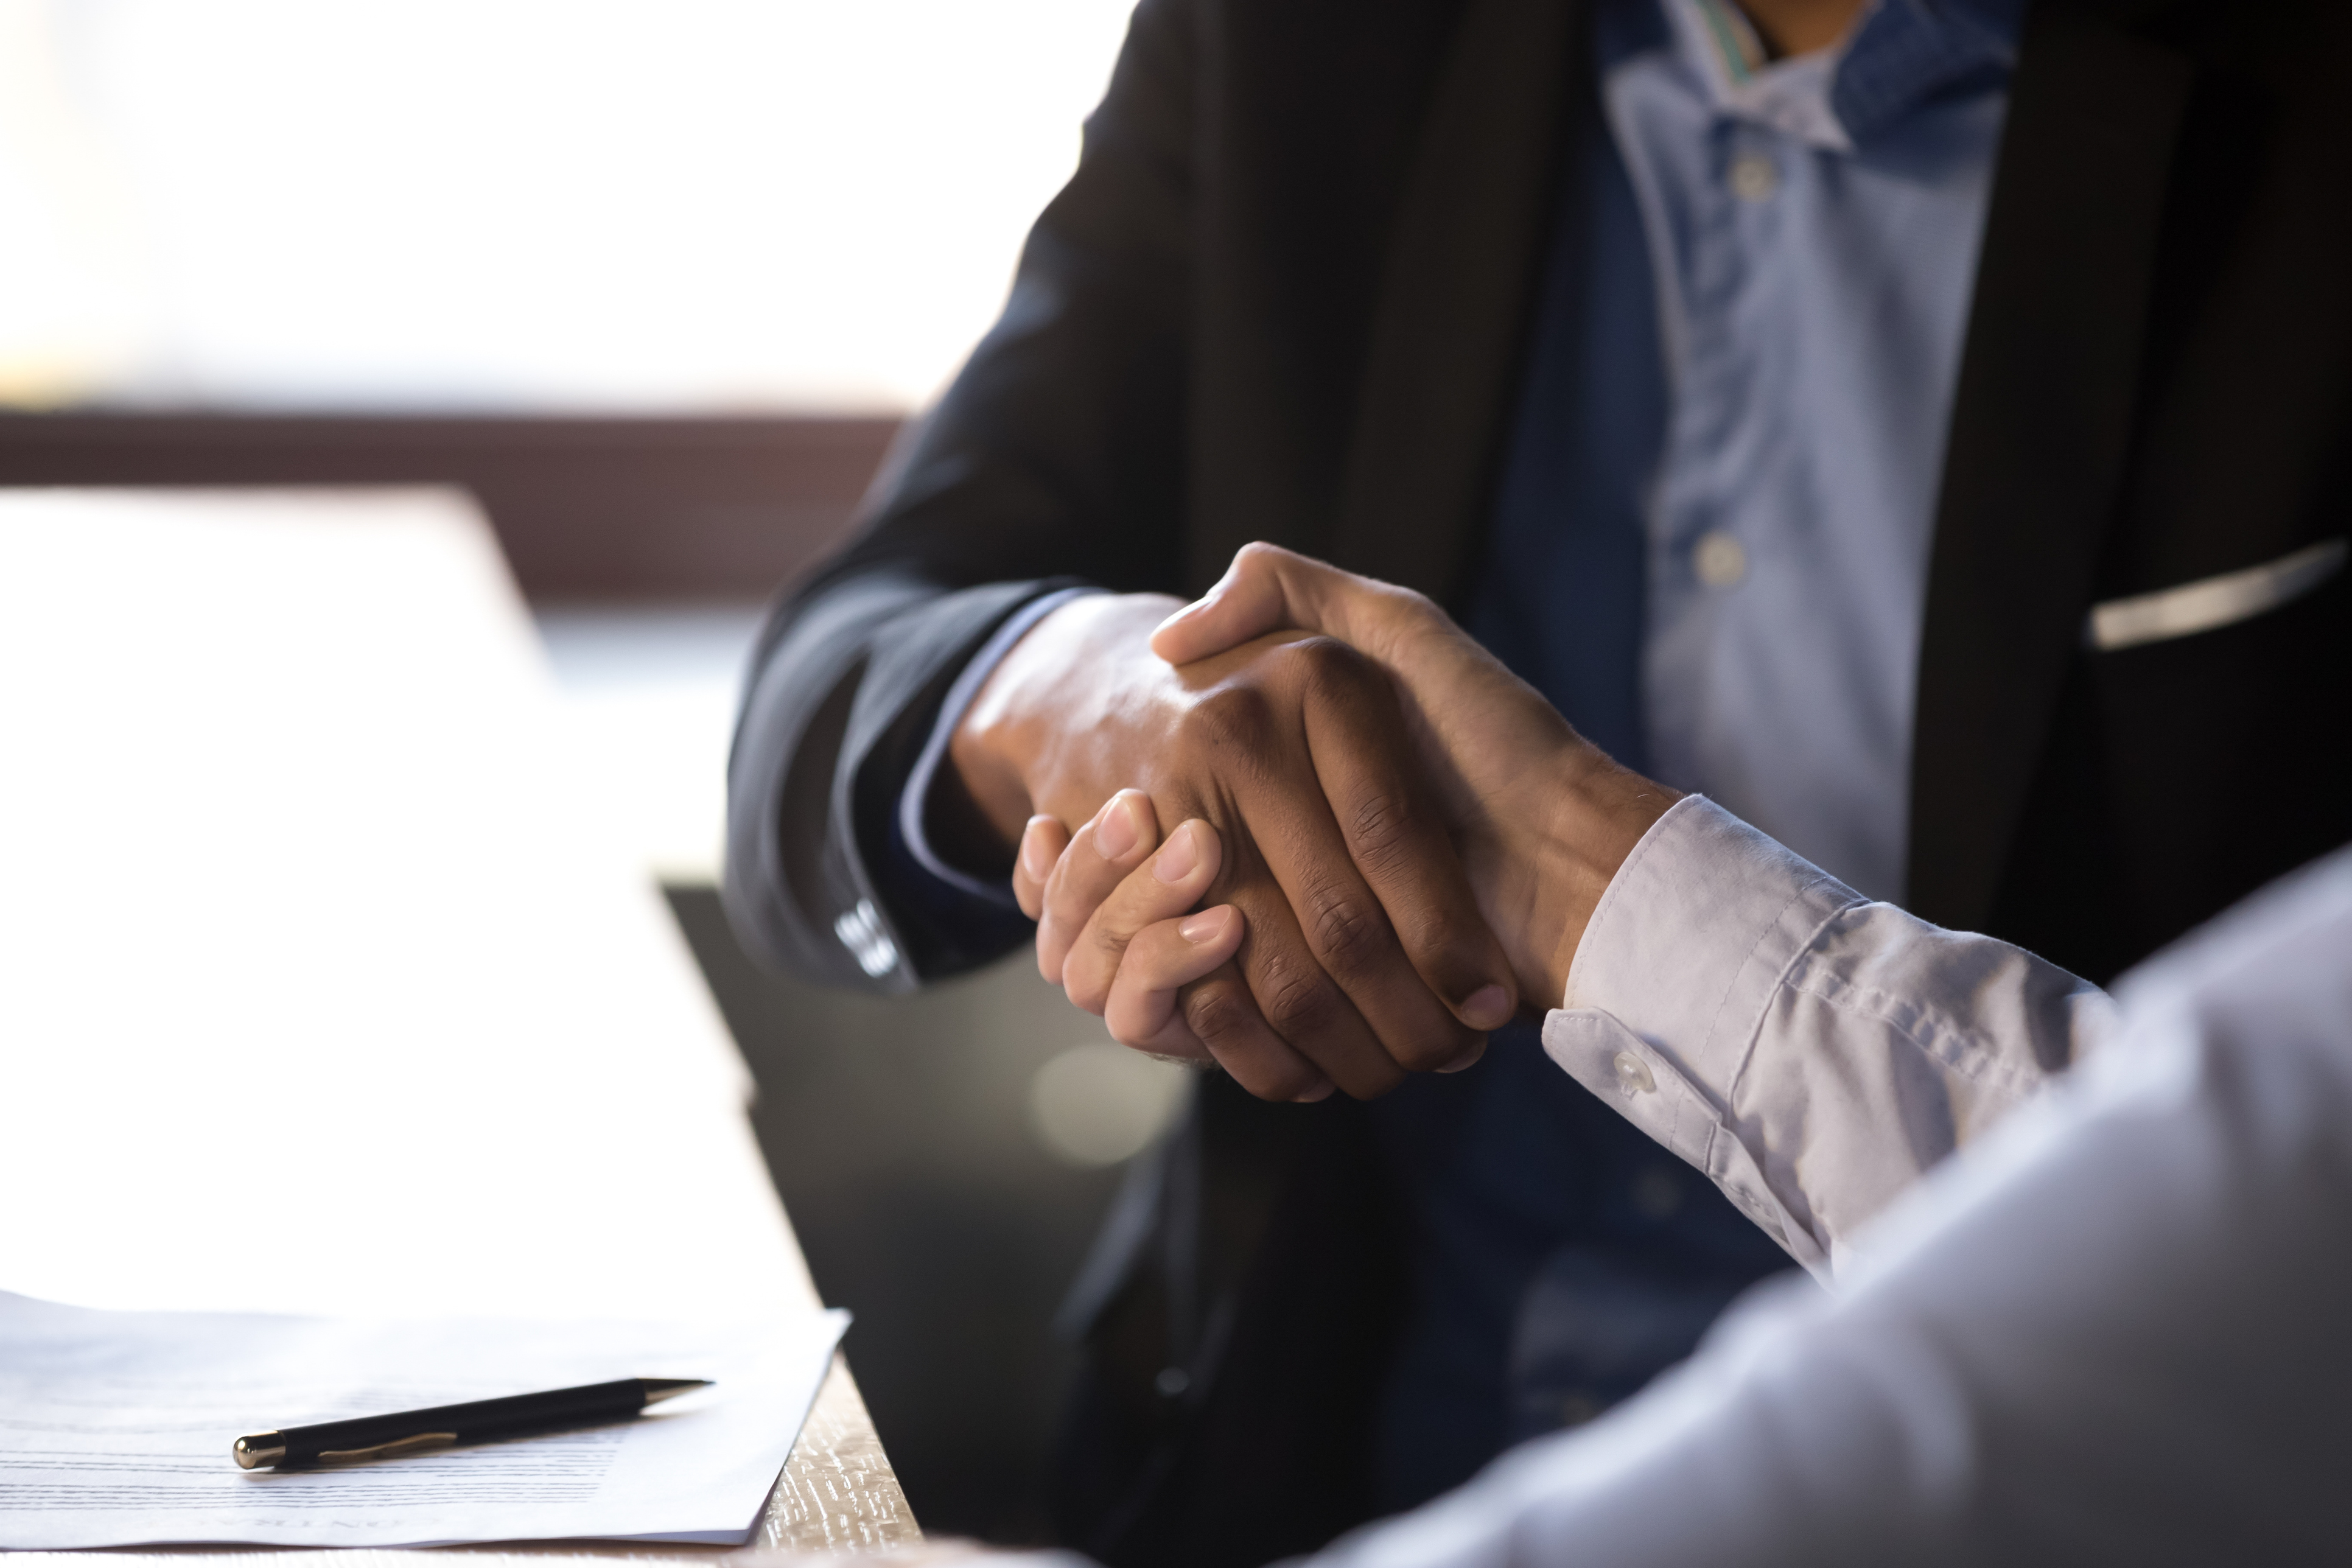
<box><xmin>1729</xmin><ymin>152</ymin><xmax>1779</xmax><ymax>201</ymax></box>
<box><xmin>1693</xmin><ymin>530</ymin><xmax>1748</xmax><ymax>587</ymax></box>
<box><xmin>1611</xmin><ymin>1050</ymin><xmax>1656</xmax><ymax>1096</ymax></box>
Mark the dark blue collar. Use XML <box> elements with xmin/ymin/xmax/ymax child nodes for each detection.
<box><xmin>1835</xmin><ymin>0</ymin><xmax>2024</xmax><ymax>142</ymax></box>
<box><xmin>1597</xmin><ymin>0</ymin><xmax>2025</xmax><ymax>147</ymax></box>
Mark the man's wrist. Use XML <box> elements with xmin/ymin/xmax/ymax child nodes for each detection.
<box><xmin>950</xmin><ymin>642</ymin><xmax>1057</xmax><ymax>848</ymax></box>
<box><xmin>949</xmin><ymin>592</ymin><xmax>1185</xmax><ymax>846</ymax></box>
<box><xmin>1523</xmin><ymin>752</ymin><xmax>1682</xmax><ymax>1007</ymax></box>
<box><xmin>905</xmin><ymin>587</ymin><xmax>1105</xmax><ymax>889</ymax></box>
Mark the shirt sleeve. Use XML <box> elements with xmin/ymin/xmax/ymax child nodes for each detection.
<box><xmin>892</xmin><ymin>586</ymin><xmax>1104</xmax><ymax>909</ymax></box>
<box><xmin>1298</xmin><ymin>845</ymin><xmax>2352</xmax><ymax>1567</ymax></box>
<box><xmin>1541</xmin><ymin>795</ymin><xmax>2112</xmax><ymax>1276</ymax></box>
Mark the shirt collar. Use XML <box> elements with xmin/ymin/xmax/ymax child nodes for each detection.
<box><xmin>1628</xmin><ymin>0</ymin><xmax>2024</xmax><ymax>152</ymax></box>
<box><xmin>1833</xmin><ymin>0</ymin><xmax>2023</xmax><ymax>142</ymax></box>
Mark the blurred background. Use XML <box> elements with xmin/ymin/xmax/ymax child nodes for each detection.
<box><xmin>1</xmin><ymin>0</ymin><xmax>1129</xmax><ymax>413</ymax></box>
<box><xmin>0</xmin><ymin>0</ymin><xmax>1178</xmax><ymax>1543</ymax></box>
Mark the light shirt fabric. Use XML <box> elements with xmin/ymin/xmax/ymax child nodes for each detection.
<box><xmin>1002</xmin><ymin>821</ymin><xmax>2352</xmax><ymax>1562</ymax></box>
<box><xmin>1287</xmin><ymin>814</ymin><xmax>2352</xmax><ymax>1565</ymax></box>
<box><xmin>1543</xmin><ymin>795</ymin><xmax>2101</xmax><ymax>1275</ymax></box>
<box><xmin>1597</xmin><ymin>0</ymin><xmax>2017</xmax><ymax>902</ymax></box>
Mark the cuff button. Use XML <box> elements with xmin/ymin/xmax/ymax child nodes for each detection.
<box><xmin>1611</xmin><ymin>1050</ymin><xmax>1657</xmax><ymax>1096</ymax></box>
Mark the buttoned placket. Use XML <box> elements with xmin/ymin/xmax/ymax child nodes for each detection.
<box><xmin>1637</xmin><ymin>103</ymin><xmax>1807</xmax><ymax>794</ymax></box>
<box><xmin>1594</xmin><ymin>0</ymin><xmax>2017</xmax><ymax>901</ymax></box>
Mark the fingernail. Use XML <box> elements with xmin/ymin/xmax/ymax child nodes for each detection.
<box><xmin>1458</xmin><ymin>984</ymin><xmax>1512</xmax><ymax>1031</ymax></box>
<box><xmin>1292</xmin><ymin>1077</ymin><xmax>1335</xmax><ymax>1103</ymax></box>
<box><xmin>1019</xmin><ymin>817</ymin><xmax>1057</xmax><ymax>884</ymax></box>
<box><xmin>1096</xmin><ymin>796</ymin><xmax>1140</xmax><ymax>859</ymax></box>
<box><xmin>1177</xmin><ymin>905</ymin><xmax>1229</xmax><ymax>943</ymax></box>
<box><xmin>1437</xmin><ymin>1040</ymin><xmax>1488</xmax><ymax>1074</ymax></box>
<box><xmin>1155</xmin><ymin>822</ymin><xmax>1202</xmax><ymax>883</ymax></box>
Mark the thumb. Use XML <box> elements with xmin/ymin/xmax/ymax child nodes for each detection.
<box><xmin>1151</xmin><ymin>542</ymin><xmax>1346</xmax><ymax>664</ymax></box>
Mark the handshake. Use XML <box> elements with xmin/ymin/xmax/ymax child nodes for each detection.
<box><xmin>949</xmin><ymin>544</ymin><xmax>1683</xmax><ymax>1101</ymax></box>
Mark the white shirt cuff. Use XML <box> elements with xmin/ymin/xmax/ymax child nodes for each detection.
<box><xmin>1541</xmin><ymin>796</ymin><xmax>1864</xmax><ymax>1276</ymax></box>
<box><xmin>1541</xmin><ymin>794</ymin><xmax>2097</xmax><ymax>1280</ymax></box>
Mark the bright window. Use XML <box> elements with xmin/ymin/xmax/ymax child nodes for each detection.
<box><xmin>0</xmin><ymin>0</ymin><xmax>1135</xmax><ymax>413</ymax></box>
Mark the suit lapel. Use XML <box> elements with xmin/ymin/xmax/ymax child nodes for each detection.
<box><xmin>1332</xmin><ymin>0</ymin><xmax>1586</xmax><ymax>606</ymax></box>
<box><xmin>1907</xmin><ymin>5</ymin><xmax>2194</xmax><ymax>931</ymax></box>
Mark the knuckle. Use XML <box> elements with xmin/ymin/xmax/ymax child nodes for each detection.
<box><xmin>1301</xmin><ymin>883</ymin><xmax>1391</xmax><ymax>975</ymax></box>
<box><xmin>1257</xmin><ymin>956</ymin><xmax>1345</xmax><ymax>1041</ymax></box>
<box><xmin>1283</xmin><ymin>635</ymin><xmax>1399</xmax><ymax>720</ymax></box>
<box><xmin>1182</xmin><ymin>980</ymin><xmax>1256</xmax><ymax>1046</ymax></box>
<box><xmin>1381</xmin><ymin>583</ymin><xmax>1440</xmax><ymax>621</ymax></box>
<box><xmin>1067</xmin><ymin>933</ymin><xmax>1132</xmax><ymax>1011</ymax></box>
<box><xmin>1043</xmin><ymin>896</ymin><xmax>1093</xmax><ymax>945</ymax></box>
<box><xmin>1186</xmin><ymin>684</ymin><xmax>1278</xmax><ymax>752</ymax></box>
<box><xmin>1046</xmin><ymin>866</ymin><xmax>1116</xmax><ymax>923</ymax></box>
<box><xmin>1065</xmin><ymin>967</ymin><xmax>1111</xmax><ymax>1016</ymax></box>
<box><xmin>1280</xmin><ymin>634</ymin><xmax>1368</xmax><ymax>689</ymax></box>
<box><xmin>1342</xmin><ymin>787</ymin><xmax>1423</xmax><ymax>879</ymax></box>
<box><xmin>1402</xmin><ymin>907</ymin><xmax>1485</xmax><ymax>976</ymax></box>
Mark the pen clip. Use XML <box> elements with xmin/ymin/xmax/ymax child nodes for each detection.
<box><xmin>315</xmin><ymin>1431</ymin><xmax>458</xmax><ymax>1465</ymax></box>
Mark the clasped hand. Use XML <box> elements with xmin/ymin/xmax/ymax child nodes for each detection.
<box><xmin>967</xmin><ymin>544</ymin><xmax>1678</xmax><ymax>1099</ymax></box>
<box><xmin>951</xmin><ymin>579</ymin><xmax>1516</xmax><ymax>1101</ymax></box>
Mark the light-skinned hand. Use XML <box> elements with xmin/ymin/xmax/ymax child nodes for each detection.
<box><xmin>1012</xmin><ymin>794</ymin><xmax>1250</xmax><ymax>1065</ymax></box>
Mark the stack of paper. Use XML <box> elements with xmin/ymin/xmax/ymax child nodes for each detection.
<box><xmin>0</xmin><ymin>1292</ymin><xmax>849</xmax><ymax>1550</ymax></box>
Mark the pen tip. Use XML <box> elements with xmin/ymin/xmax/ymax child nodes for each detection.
<box><xmin>637</xmin><ymin>1377</ymin><xmax>713</xmax><ymax>1407</ymax></box>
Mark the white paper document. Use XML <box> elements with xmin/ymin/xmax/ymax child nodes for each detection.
<box><xmin>0</xmin><ymin>1291</ymin><xmax>850</xmax><ymax>1549</ymax></box>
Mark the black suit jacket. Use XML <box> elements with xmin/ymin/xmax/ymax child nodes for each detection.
<box><xmin>725</xmin><ymin>1</ymin><xmax>2352</xmax><ymax>1563</ymax></box>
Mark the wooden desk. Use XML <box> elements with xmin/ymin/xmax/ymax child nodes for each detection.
<box><xmin>0</xmin><ymin>489</ymin><xmax>915</xmax><ymax>1557</ymax></box>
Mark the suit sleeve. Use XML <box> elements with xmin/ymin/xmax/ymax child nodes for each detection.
<box><xmin>721</xmin><ymin>0</ymin><xmax>1198</xmax><ymax>992</ymax></box>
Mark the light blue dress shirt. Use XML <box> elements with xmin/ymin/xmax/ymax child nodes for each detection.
<box><xmin>1475</xmin><ymin>0</ymin><xmax>2020</xmax><ymax>905</ymax></box>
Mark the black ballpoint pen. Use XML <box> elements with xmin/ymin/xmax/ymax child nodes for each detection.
<box><xmin>231</xmin><ymin>1377</ymin><xmax>712</xmax><ymax>1469</ymax></box>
